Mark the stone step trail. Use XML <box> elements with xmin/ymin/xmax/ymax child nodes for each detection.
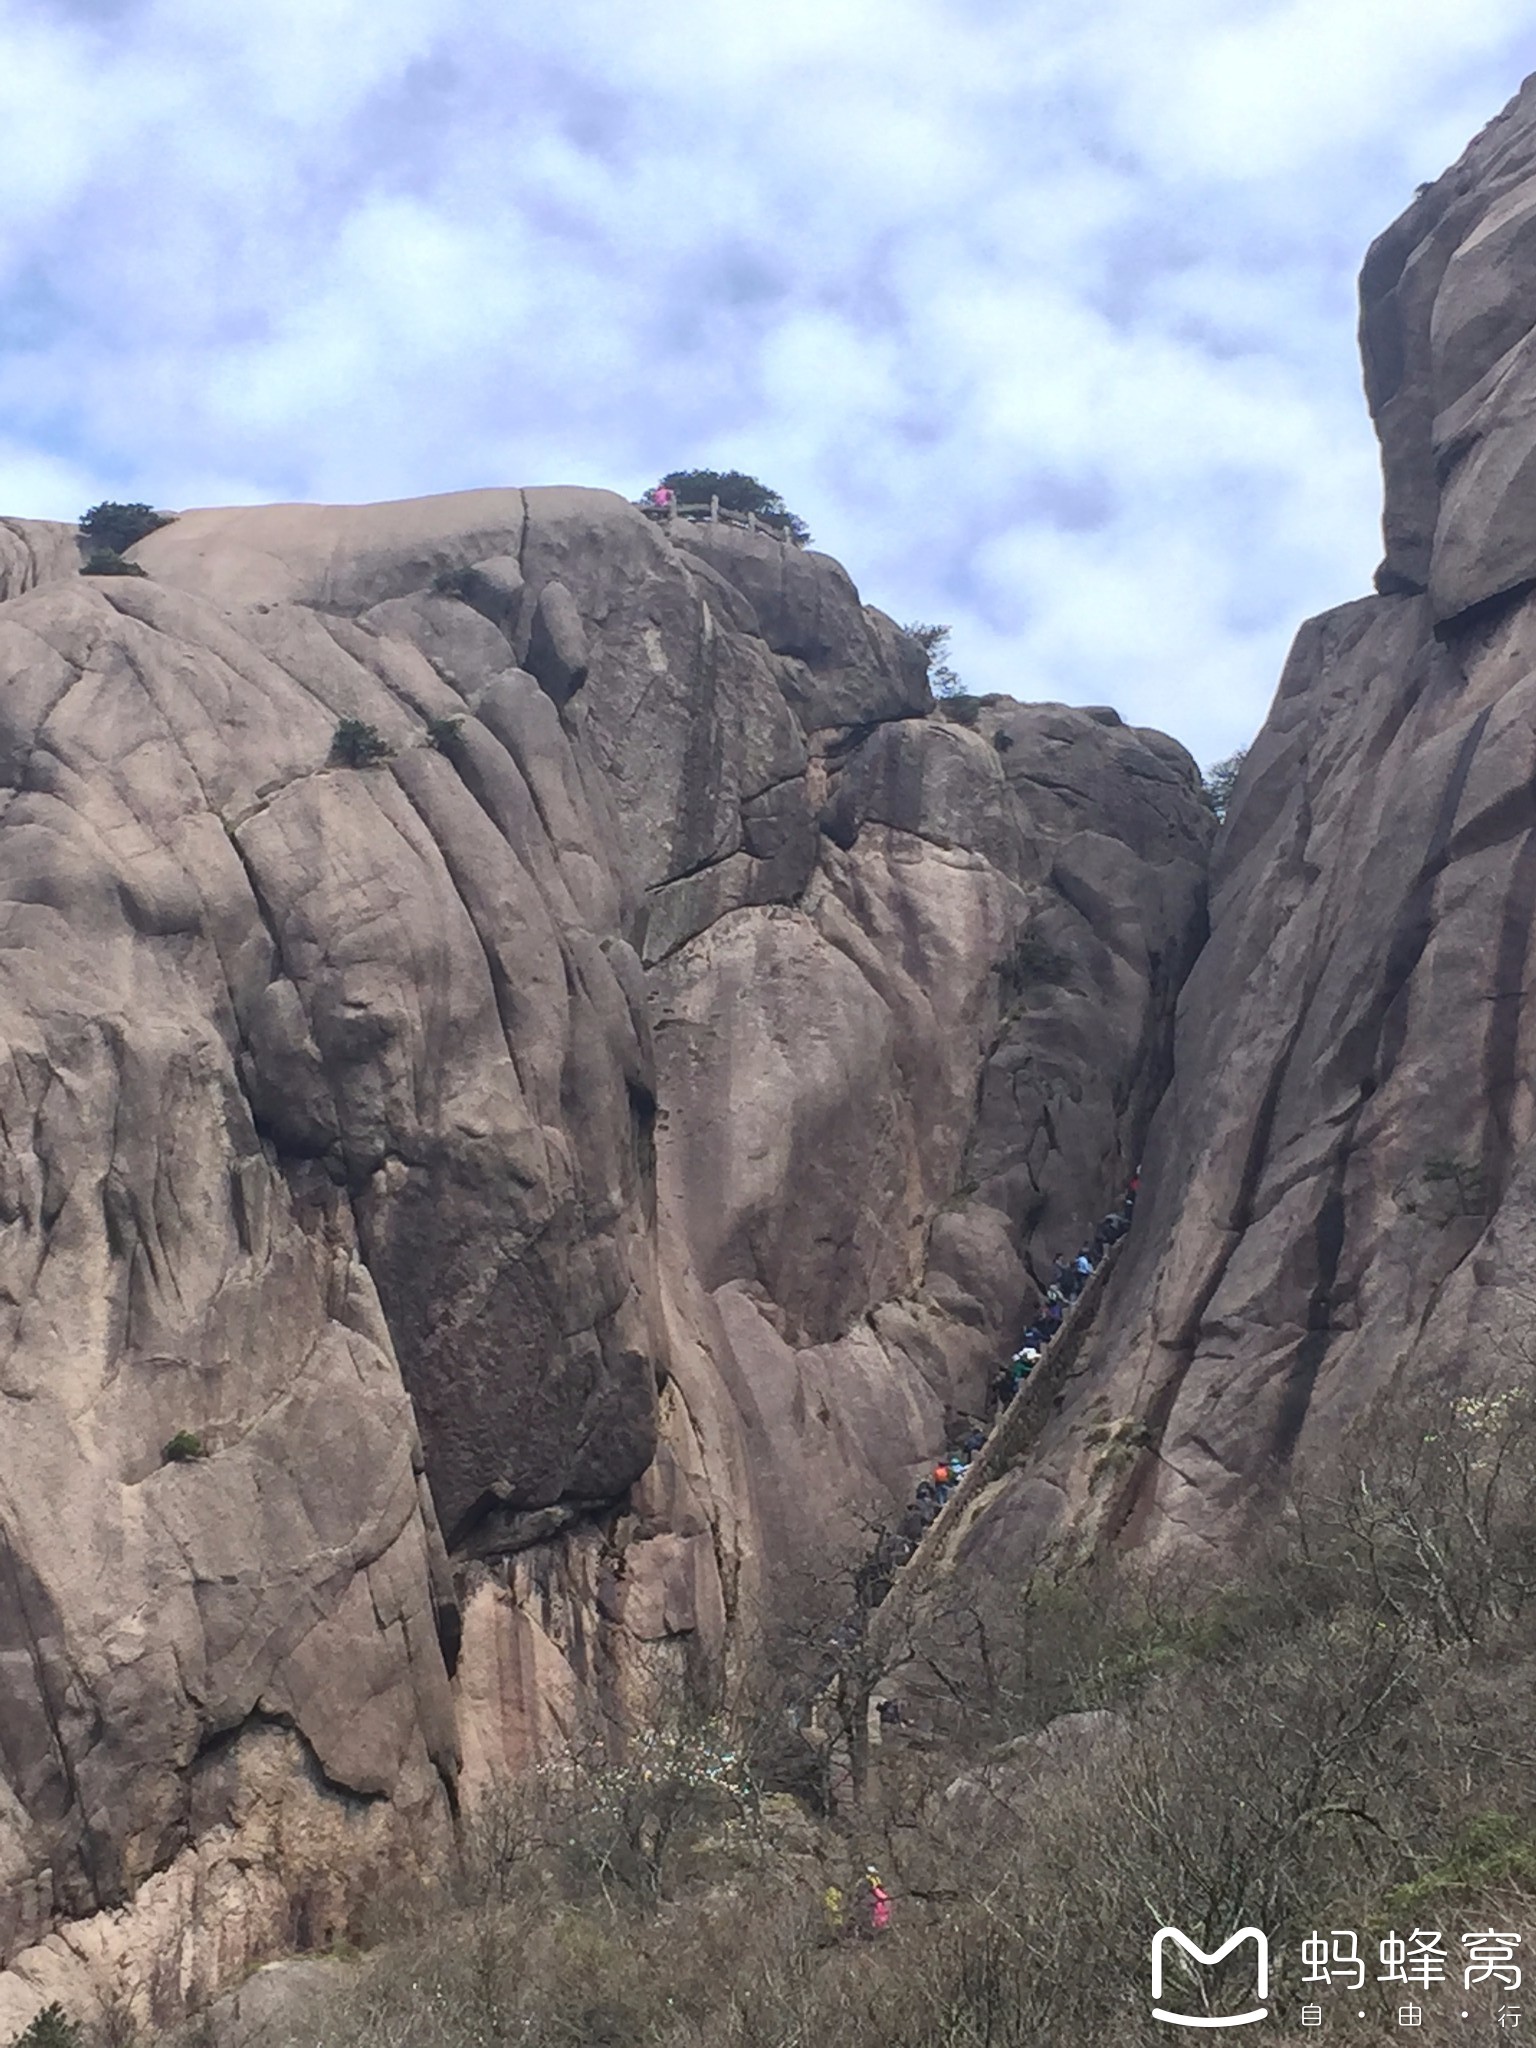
<box><xmin>865</xmin><ymin>1238</ymin><xmax>1124</xmax><ymax>1660</ymax></box>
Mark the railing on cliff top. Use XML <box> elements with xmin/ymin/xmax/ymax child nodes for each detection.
<box><xmin>636</xmin><ymin>495</ymin><xmax>808</xmax><ymax>545</ymax></box>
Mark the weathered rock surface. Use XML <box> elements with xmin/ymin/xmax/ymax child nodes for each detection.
<box><xmin>0</xmin><ymin>486</ymin><xmax>1209</xmax><ymax>2027</ymax></box>
<box><xmin>974</xmin><ymin>69</ymin><xmax>1536</xmax><ymax>1569</ymax></box>
<box><xmin>0</xmin><ymin>519</ymin><xmax>82</xmax><ymax>602</ymax></box>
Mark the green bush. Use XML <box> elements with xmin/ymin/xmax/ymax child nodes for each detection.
<box><xmin>1413</xmin><ymin>1153</ymin><xmax>1489</xmax><ymax>1223</ymax></box>
<box><xmin>938</xmin><ymin>693</ymin><xmax>981</xmax><ymax>726</ymax></box>
<box><xmin>81</xmin><ymin>550</ymin><xmax>147</xmax><ymax>578</ymax></box>
<box><xmin>1381</xmin><ymin>1813</ymin><xmax>1536</xmax><ymax>1921</ymax></box>
<box><xmin>426</xmin><ymin>715</ymin><xmax>466</xmax><ymax>753</ymax></box>
<box><xmin>10</xmin><ymin>2006</ymin><xmax>82</xmax><ymax>2048</ymax></box>
<box><xmin>330</xmin><ymin>718</ymin><xmax>392</xmax><ymax>768</ymax></box>
<box><xmin>655</xmin><ymin>470</ymin><xmax>810</xmax><ymax>545</ymax></box>
<box><xmin>79</xmin><ymin>502</ymin><xmax>173</xmax><ymax>553</ymax></box>
<box><xmin>162</xmin><ymin>1430</ymin><xmax>207</xmax><ymax>1464</ymax></box>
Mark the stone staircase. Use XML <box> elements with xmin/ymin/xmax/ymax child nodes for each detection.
<box><xmin>866</xmin><ymin>1240</ymin><xmax>1123</xmax><ymax>1656</ymax></box>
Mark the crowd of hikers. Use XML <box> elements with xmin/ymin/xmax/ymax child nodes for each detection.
<box><xmin>816</xmin><ymin>1173</ymin><xmax>1141</xmax><ymax>1936</ymax></box>
<box><xmin>839</xmin><ymin>1175</ymin><xmax>1141</xmax><ymax>1615</ymax></box>
<box><xmin>895</xmin><ymin>1173</ymin><xmax>1139</xmax><ymax>1537</ymax></box>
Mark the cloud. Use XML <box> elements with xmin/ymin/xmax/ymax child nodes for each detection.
<box><xmin>1118</xmin><ymin>0</ymin><xmax>1536</xmax><ymax>181</ymax></box>
<box><xmin>0</xmin><ymin>0</ymin><xmax>1534</xmax><ymax>762</ymax></box>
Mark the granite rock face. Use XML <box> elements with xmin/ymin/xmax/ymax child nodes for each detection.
<box><xmin>973</xmin><ymin>70</ymin><xmax>1536</xmax><ymax>1570</ymax></box>
<box><xmin>1364</xmin><ymin>73</ymin><xmax>1536</xmax><ymax>612</ymax></box>
<box><xmin>0</xmin><ymin>486</ymin><xmax>1210</xmax><ymax>2028</ymax></box>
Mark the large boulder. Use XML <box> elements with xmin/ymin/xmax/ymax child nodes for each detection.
<box><xmin>0</xmin><ymin>518</ymin><xmax>83</xmax><ymax>602</ymax></box>
<box><xmin>672</xmin><ymin>523</ymin><xmax>931</xmax><ymax>731</ymax></box>
<box><xmin>0</xmin><ymin>484</ymin><xmax>1212</xmax><ymax>2028</ymax></box>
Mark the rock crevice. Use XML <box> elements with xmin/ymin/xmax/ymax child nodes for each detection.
<box><xmin>970</xmin><ymin>71</ymin><xmax>1536</xmax><ymax>1572</ymax></box>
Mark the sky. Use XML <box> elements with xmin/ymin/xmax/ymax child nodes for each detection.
<box><xmin>2</xmin><ymin>2</ymin><xmax>1536</xmax><ymax>764</ymax></box>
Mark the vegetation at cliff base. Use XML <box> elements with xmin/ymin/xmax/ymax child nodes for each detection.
<box><xmin>263</xmin><ymin>1373</ymin><xmax>1536</xmax><ymax>2048</ymax></box>
<box><xmin>78</xmin><ymin>502</ymin><xmax>173</xmax><ymax>554</ymax></box>
<box><xmin>654</xmin><ymin>469</ymin><xmax>811</xmax><ymax>544</ymax></box>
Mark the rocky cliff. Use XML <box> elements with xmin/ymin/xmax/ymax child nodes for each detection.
<box><xmin>0</xmin><ymin>487</ymin><xmax>1209</xmax><ymax>2028</ymax></box>
<box><xmin>964</xmin><ymin>71</ymin><xmax>1536</xmax><ymax>1571</ymax></box>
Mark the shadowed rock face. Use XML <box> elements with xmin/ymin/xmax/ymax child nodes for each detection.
<box><xmin>973</xmin><ymin>70</ymin><xmax>1536</xmax><ymax>1571</ymax></box>
<box><xmin>0</xmin><ymin>486</ymin><xmax>1210</xmax><ymax>2027</ymax></box>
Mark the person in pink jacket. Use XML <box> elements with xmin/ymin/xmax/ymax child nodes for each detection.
<box><xmin>855</xmin><ymin>1867</ymin><xmax>891</xmax><ymax>1937</ymax></box>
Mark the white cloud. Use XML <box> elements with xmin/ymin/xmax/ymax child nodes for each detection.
<box><xmin>0</xmin><ymin>0</ymin><xmax>1534</xmax><ymax>762</ymax></box>
<box><xmin>1135</xmin><ymin>0</ymin><xmax>1536</xmax><ymax>180</ymax></box>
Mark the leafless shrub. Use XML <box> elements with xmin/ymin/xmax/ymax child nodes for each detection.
<box><xmin>238</xmin><ymin>1375</ymin><xmax>1536</xmax><ymax>2048</ymax></box>
<box><xmin>1298</xmin><ymin>1379</ymin><xmax>1536</xmax><ymax>1647</ymax></box>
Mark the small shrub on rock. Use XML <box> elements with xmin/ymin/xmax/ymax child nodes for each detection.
<box><xmin>79</xmin><ymin>502</ymin><xmax>173</xmax><ymax>553</ymax></box>
<box><xmin>426</xmin><ymin>715</ymin><xmax>466</xmax><ymax>753</ymax></box>
<box><xmin>938</xmin><ymin>692</ymin><xmax>982</xmax><ymax>726</ymax></box>
<box><xmin>331</xmin><ymin>718</ymin><xmax>391</xmax><ymax>767</ymax></box>
<box><xmin>1419</xmin><ymin>1152</ymin><xmax>1489</xmax><ymax>1222</ymax></box>
<box><xmin>10</xmin><ymin>2006</ymin><xmax>83</xmax><ymax>2048</ymax></box>
<box><xmin>1203</xmin><ymin>748</ymin><xmax>1247</xmax><ymax>820</ymax></box>
<box><xmin>162</xmin><ymin>1430</ymin><xmax>207</xmax><ymax>1464</ymax></box>
<box><xmin>81</xmin><ymin>550</ymin><xmax>147</xmax><ymax>578</ymax></box>
<box><xmin>902</xmin><ymin>620</ymin><xmax>963</xmax><ymax>697</ymax></box>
